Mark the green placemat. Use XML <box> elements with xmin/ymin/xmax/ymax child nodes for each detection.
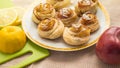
<box><xmin>0</xmin><ymin>0</ymin><xmax>49</xmax><ymax>68</ymax></box>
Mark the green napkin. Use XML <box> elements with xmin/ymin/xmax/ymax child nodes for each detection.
<box><xmin>0</xmin><ymin>0</ymin><xmax>49</xmax><ymax>68</ymax></box>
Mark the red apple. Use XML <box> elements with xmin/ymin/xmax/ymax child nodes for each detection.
<box><xmin>96</xmin><ymin>26</ymin><xmax>120</xmax><ymax>64</ymax></box>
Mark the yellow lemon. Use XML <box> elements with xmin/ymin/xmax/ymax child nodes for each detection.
<box><xmin>0</xmin><ymin>8</ymin><xmax>18</xmax><ymax>28</ymax></box>
<box><xmin>12</xmin><ymin>7</ymin><xmax>25</xmax><ymax>25</ymax></box>
<box><xmin>0</xmin><ymin>26</ymin><xmax>26</xmax><ymax>53</ymax></box>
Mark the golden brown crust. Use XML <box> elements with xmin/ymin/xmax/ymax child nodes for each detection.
<box><xmin>32</xmin><ymin>13</ymin><xmax>41</xmax><ymax>24</ymax></box>
<box><xmin>38</xmin><ymin>18</ymin><xmax>55</xmax><ymax>31</ymax></box>
<box><xmin>79</xmin><ymin>12</ymin><xmax>100</xmax><ymax>33</ymax></box>
<box><xmin>32</xmin><ymin>3</ymin><xmax>56</xmax><ymax>24</ymax></box>
<box><xmin>63</xmin><ymin>24</ymin><xmax>90</xmax><ymax>45</ymax></box>
<box><xmin>38</xmin><ymin>18</ymin><xmax>64</xmax><ymax>39</ymax></box>
<box><xmin>46</xmin><ymin>0</ymin><xmax>71</xmax><ymax>10</ymax></box>
<box><xmin>75</xmin><ymin>0</ymin><xmax>98</xmax><ymax>17</ymax></box>
<box><xmin>57</xmin><ymin>8</ymin><xmax>78</xmax><ymax>27</ymax></box>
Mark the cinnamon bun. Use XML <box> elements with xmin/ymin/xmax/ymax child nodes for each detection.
<box><xmin>63</xmin><ymin>24</ymin><xmax>90</xmax><ymax>45</ymax></box>
<box><xmin>75</xmin><ymin>0</ymin><xmax>98</xmax><ymax>17</ymax></box>
<box><xmin>32</xmin><ymin>3</ymin><xmax>56</xmax><ymax>24</ymax></box>
<box><xmin>57</xmin><ymin>8</ymin><xmax>78</xmax><ymax>27</ymax></box>
<box><xmin>79</xmin><ymin>12</ymin><xmax>99</xmax><ymax>33</ymax></box>
<box><xmin>38</xmin><ymin>18</ymin><xmax>64</xmax><ymax>39</ymax></box>
<box><xmin>46</xmin><ymin>0</ymin><xmax>71</xmax><ymax>10</ymax></box>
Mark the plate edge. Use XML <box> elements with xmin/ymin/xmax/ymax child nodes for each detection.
<box><xmin>22</xmin><ymin>1</ymin><xmax>110</xmax><ymax>51</ymax></box>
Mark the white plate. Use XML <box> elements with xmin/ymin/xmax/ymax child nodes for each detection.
<box><xmin>22</xmin><ymin>0</ymin><xmax>110</xmax><ymax>51</ymax></box>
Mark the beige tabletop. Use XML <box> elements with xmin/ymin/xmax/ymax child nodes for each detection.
<box><xmin>1</xmin><ymin>0</ymin><xmax>120</xmax><ymax>68</ymax></box>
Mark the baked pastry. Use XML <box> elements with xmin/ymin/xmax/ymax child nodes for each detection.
<box><xmin>79</xmin><ymin>12</ymin><xmax>99</xmax><ymax>33</ymax></box>
<box><xmin>63</xmin><ymin>24</ymin><xmax>90</xmax><ymax>45</ymax></box>
<box><xmin>75</xmin><ymin>0</ymin><xmax>98</xmax><ymax>16</ymax></box>
<box><xmin>38</xmin><ymin>18</ymin><xmax>64</xmax><ymax>39</ymax></box>
<box><xmin>46</xmin><ymin>0</ymin><xmax>71</xmax><ymax>10</ymax></box>
<box><xmin>32</xmin><ymin>3</ymin><xmax>56</xmax><ymax>24</ymax></box>
<box><xmin>57</xmin><ymin>8</ymin><xmax>78</xmax><ymax>27</ymax></box>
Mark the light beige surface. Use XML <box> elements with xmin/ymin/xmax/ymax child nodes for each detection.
<box><xmin>1</xmin><ymin>0</ymin><xmax>120</xmax><ymax>68</ymax></box>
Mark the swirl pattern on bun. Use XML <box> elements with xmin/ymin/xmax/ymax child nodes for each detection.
<box><xmin>75</xmin><ymin>0</ymin><xmax>98</xmax><ymax>16</ymax></box>
<box><xmin>57</xmin><ymin>8</ymin><xmax>78</xmax><ymax>27</ymax></box>
<box><xmin>32</xmin><ymin>3</ymin><xmax>56</xmax><ymax>24</ymax></box>
<box><xmin>79</xmin><ymin>12</ymin><xmax>99</xmax><ymax>33</ymax></box>
<box><xmin>63</xmin><ymin>24</ymin><xmax>90</xmax><ymax>45</ymax></box>
<box><xmin>46</xmin><ymin>0</ymin><xmax>71</xmax><ymax>10</ymax></box>
<box><xmin>38</xmin><ymin>18</ymin><xmax>64</xmax><ymax>39</ymax></box>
